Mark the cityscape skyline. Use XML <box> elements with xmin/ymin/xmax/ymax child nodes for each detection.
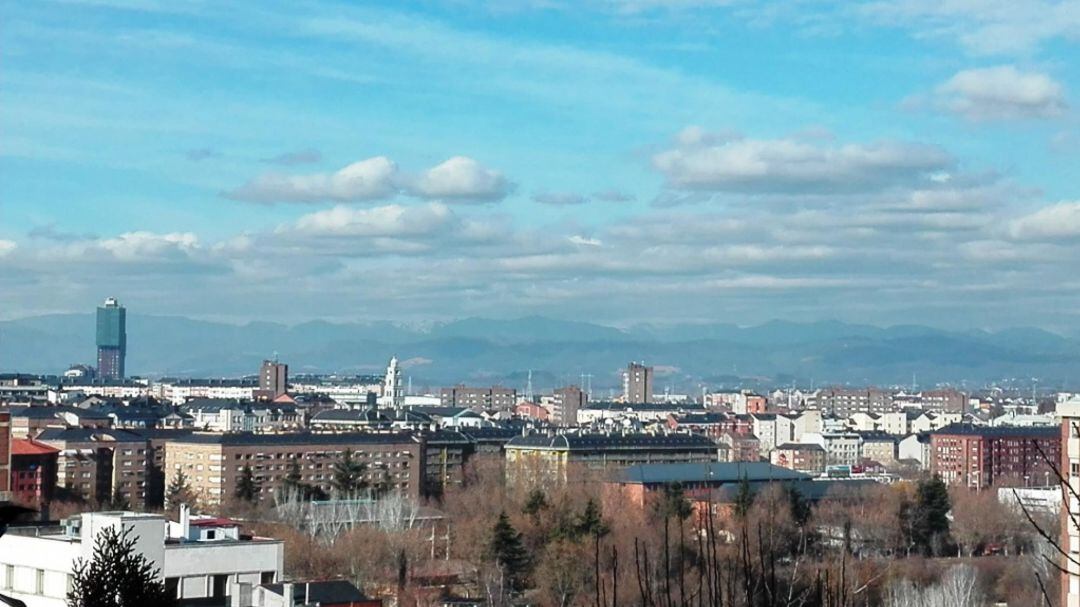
<box><xmin>2</xmin><ymin>2</ymin><xmax>1079</xmax><ymax>331</ymax></box>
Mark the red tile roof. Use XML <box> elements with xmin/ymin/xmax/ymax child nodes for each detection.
<box><xmin>11</xmin><ymin>438</ymin><xmax>61</xmax><ymax>456</ymax></box>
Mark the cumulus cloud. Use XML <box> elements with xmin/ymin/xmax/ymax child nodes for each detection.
<box><xmin>532</xmin><ymin>191</ymin><xmax>587</xmax><ymax>205</ymax></box>
<box><xmin>933</xmin><ymin>66</ymin><xmax>1067</xmax><ymax>121</ymax></box>
<box><xmin>262</xmin><ymin>148</ymin><xmax>323</xmax><ymax>166</ymax></box>
<box><xmin>226</xmin><ymin>156</ymin><xmax>399</xmax><ymax>203</ymax></box>
<box><xmin>226</xmin><ymin>155</ymin><xmax>510</xmax><ymax>203</ymax></box>
<box><xmin>289</xmin><ymin>202</ymin><xmax>455</xmax><ymax>237</ymax></box>
<box><xmin>652</xmin><ymin>129</ymin><xmax>953</xmax><ymax>194</ymax></box>
<box><xmin>0</xmin><ymin>240</ymin><xmax>16</xmax><ymax>257</ymax></box>
<box><xmin>409</xmin><ymin>156</ymin><xmax>512</xmax><ymax>202</ymax></box>
<box><xmin>1009</xmin><ymin>201</ymin><xmax>1080</xmax><ymax>240</ymax></box>
<box><xmin>96</xmin><ymin>231</ymin><xmax>200</xmax><ymax>261</ymax></box>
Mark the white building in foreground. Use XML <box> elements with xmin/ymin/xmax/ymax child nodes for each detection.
<box><xmin>0</xmin><ymin>507</ymin><xmax>283</xmax><ymax>607</ymax></box>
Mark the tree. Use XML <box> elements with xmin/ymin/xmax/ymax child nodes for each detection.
<box><xmin>108</xmin><ymin>489</ymin><xmax>130</xmax><ymax>511</ymax></box>
<box><xmin>235</xmin><ymin>465</ymin><xmax>260</xmax><ymax>503</ymax></box>
<box><xmin>733</xmin><ymin>475</ymin><xmax>755</xmax><ymax>518</ymax></box>
<box><xmin>911</xmin><ymin>475</ymin><xmax>952</xmax><ymax>555</ymax></box>
<box><xmin>489</xmin><ymin>511</ymin><xmax>530</xmax><ymax>591</ymax></box>
<box><xmin>165</xmin><ymin>470</ymin><xmax>196</xmax><ymax>516</ymax></box>
<box><xmin>577</xmin><ymin>498</ymin><xmax>611</xmax><ymax>538</ymax></box>
<box><xmin>284</xmin><ymin>457</ymin><xmax>303</xmax><ymax>492</ymax></box>
<box><xmin>332</xmin><ymin>449</ymin><xmax>368</xmax><ymax>496</ymax></box>
<box><xmin>522</xmin><ymin>488</ymin><xmax>549</xmax><ymax>522</ymax></box>
<box><xmin>68</xmin><ymin>525</ymin><xmax>176</xmax><ymax>607</ymax></box>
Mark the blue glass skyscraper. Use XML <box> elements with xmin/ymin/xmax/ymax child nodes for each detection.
<box><xmin>96</xmin><ymin>297</ymin><xmax>126</xmax><ymax>379</ymax></box>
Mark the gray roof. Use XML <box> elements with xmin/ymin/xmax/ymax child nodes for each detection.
<box><xmin>617</xmin><ymin>462</ymin><xmax>810</xmax><ymax>485</ymax></box>
<box><xmin>35</xmin><ymin>428</ymin><xmax>148</xmax><ymax>444</ymax></box>
<box><xmin>508</xmin><ymin>432</ymin><xmax>717</xmax><ymax>451</ymax></box>
<box><xmin>170</xmin><ymin>431</ymin><xmax>418</xmax><ymax>447</ymax></box>
<box><xmin>775</xmin><ymin>442</ymin><xmax>826</xmax><ymax>451</ymax></box>
<box><xmin>709</xmin><ymin>478</ymin><xmax>880</xmax><ymax>502</ymax></box>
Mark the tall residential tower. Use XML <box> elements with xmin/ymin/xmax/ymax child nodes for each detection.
<box><xmin>96</xmin><ymin>297</ymin><xmax>127</xmax><ymax>380</ymax></box>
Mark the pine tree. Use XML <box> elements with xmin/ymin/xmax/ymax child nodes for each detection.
<box><xmin>577</xmin><ymin>498</ymin><xmax>610</xmax><ymax>538</ymax></box>
<box><xmin>235</xmin><ymin>465</ymin><xmax>260</xmax><ymax>503</ymax></box>
<box><xmin>912</xmin><ymin>474</ymin><xmax>952</xmax><ymax>555</ymax></box>
<box><xmin>733</xmin><ymin>475</ymin><xmax>754</xmax><ymax>518</ymax></box>
<box><xmin>522</xmin><ymin>488</ymin><xmax>549</xmax><ymax>521</ymax></box>
<box><xmin>489</xmin><ymin>511</ymin><xmax>530</xmax><ymax>591</ymax></box>
<box><xmin>657</xmin><ymin>482</ymin><xmax>693</xmax><ymax>522</ymax></box>
<box><xmin>787</xmin><ymin>485</ymin><xmax>812</xmax><ymax>528</ymax></box>
<box><xmin>284</xmin><ymin>457</ymin><xmax>303</xmax><ymax>492</ymax></box>
<box><xmin>165</xmin><ymin>470</ymin><xmax>196</xmax><ymax>516</ymax></box>
<box><xmin>68</xmin><ymin>525</ymin><xmax>176</xmax><ymax>607</ymax></box>
<box><xmin>331</xmin><ymin>449</ymin><xmax>369</xmax><ymax>496</ymax></box>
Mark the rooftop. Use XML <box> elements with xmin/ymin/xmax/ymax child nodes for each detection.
<box><xmin>508</xmin><ymin>432</ymin><xmax>718</xmax><ymax>451</ymax></box>
<box><xmin>931</xmin><ymin>423</ymin><xmax>1060</xmax><ymax>438</ymax></box>
<box><xmin>617</xmin><ymin>462</ymin><xmax>811</xmax><ymax>484</ymax></box>
<box><xmin>171</xmin><ymin>431</ymin><xmax>419</xmax><ymax>446</ymax></box>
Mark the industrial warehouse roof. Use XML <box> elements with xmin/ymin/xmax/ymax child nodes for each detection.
<box><xmin>35</xmin><ymin>428</ymin><xmax>148</xmax><ymax>443</ymax></box>
<box><xmin>170</xmin><ymin>431</ymin><xmax>419</xmax><ymax>446</ymax></box>
<box><xmin>931</xmin><ymin>423</ymin><xmax>1059</xmax><ymax>437</ymax></box>
<box><xmin>708</xmin><ymin>478</ymin><xmax>880</xmax><ymax>503</ymax></box>
<box><xmin>507</xmin><ymin>432</ymin><xmax>717</xmax><ymax>451</ymax></box>
<box><xmin>616</xmin><ymin>462</ymin><xmax>810</xmax><ymax>485</ymax></box>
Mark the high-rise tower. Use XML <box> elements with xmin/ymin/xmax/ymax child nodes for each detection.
<box><xmin>96</xmin><ymin>297</ymin><xmax>127</xmax><ymax>380</ymax></box>
<box><xmin>384</xmin><ymin>356</ymin><xmax>405</xmax><ymax>409</ymax></box>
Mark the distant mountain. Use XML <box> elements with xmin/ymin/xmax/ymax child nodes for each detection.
<box><xmin>2</xmin><ymin>314</ymin><xmax>1079</xmax><ymax>390</ymax></box>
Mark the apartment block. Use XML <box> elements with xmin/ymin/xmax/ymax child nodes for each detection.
<box><xmin>930</xmin><ymin>423</ymin><xmax>1060</xmax><ymax>488</ymax></box>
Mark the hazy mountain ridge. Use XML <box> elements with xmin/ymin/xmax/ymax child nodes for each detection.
<box><xmin>2</xmin><ymin>314</ymin><xmax>1078</xmax><ymax>389</ymax></box>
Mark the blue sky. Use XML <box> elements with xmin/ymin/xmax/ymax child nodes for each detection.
<box><xmin>2</xmin><ymin>0</ymin><xmax>1079</xmax><ymax>330</ymax></box>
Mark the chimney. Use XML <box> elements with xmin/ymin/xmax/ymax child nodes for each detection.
<box><xmin>282</xmin><ymin>583</ymin><xmax>295</xmax><ymax>607</ymax></box>
<box><xmin>180</xmin><ymin>503</ymin><xmax>190</xmax><ymax>539</ymax></box>
<box><xmin>304</xmin><ymin>583</ymin><xmax>310</xmax><ymax>605</ymax></box>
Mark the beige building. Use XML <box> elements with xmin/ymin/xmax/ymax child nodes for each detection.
<box><xmin>36</xmin><ymin>427</ymin><xmax>150</xmax><ymax>506</ymax></box>
<box><xmin>770</xmin><ymin>443</ymin><xmax>826</xmax><ymax>475</ymax></box>
<box><xmin>164</xmin><ymin>432</ymin><xmax>423</xmax><ymax>505</ymax></box>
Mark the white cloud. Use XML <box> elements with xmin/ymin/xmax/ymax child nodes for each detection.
<box><xmin>0</xmin><ymin>240</ymin><xmax>16</xmax><ymax>257</ymax></box>
<box><xmin>568</xmin><ymin>235</ymin><xmax>602</xmax><ymax>247</ymax></box>
<box><xmin>289</xmin><ymin>203</ymin><xmax>455</xmax><ymax>237</ymax></box>
<box><xmin>934</xmin><ymin>66</ymin><xmax>1067</xmax><ymax>121</ymax></box>
<box><xmin>410</xmin><ymin>156</ymin><xmax>512</xmax><ymax>202</ymax></box>
<box><xmin>1009</xmin><ymin>201</ymin><xmax>1080</xmax><ymax>240</ymax></box>
<box><xmin>226</xmin><ymin>156</ymin><xmax>399</xmax><ymax>203</ymax></box>
<box><xmin>652</xmin><ymin>130</ymin><xmax>953</xmax><ymax>194</ymax></box>
<box><xmin>97</xmin><ymin>231</ymin><xmax>199</xmax><ymax>261</ymax></box>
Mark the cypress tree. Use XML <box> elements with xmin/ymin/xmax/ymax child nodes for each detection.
<box><xmin>235</xmin><ymin>465</ymin><xmax>260</xmax><ymax>503</ymax></box>
<box><xmin>68</xmin><ymin>525</ymin><xmax>176</xmax><ymax>607</ymax></box>
<box><xmin>489</xmin><ymin>511</ymin><xmax>530</xmax><ymax>590</ymax></box>
<box><xmin>331</xmin><ymin>449</ymin><xmax>368</xmax><ymax>496</ymax></box>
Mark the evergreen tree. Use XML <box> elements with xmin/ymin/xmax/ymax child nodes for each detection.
<box><xmin>522</xmin><ymin>487</ymin><xmax>549</xmax><ymax>521</ymax></box>
<box><xmin>165</xmin><ymin>470</ymin><xmax>196</xmax><ymax>515</ymax></box>
<box><xmin>108</xmin><ymin>488</ymin><xmax>130</xmax><ymax>511</ymax></box>
<box><xmin>235</xmin><ymin>465</ymin><xmax>260</xmax><ymax>503</ymax></box>
<box><xmin>284</xmin><ymin>457</ymin><xmax>303</xmax><ymax>492</ymax></box>
<box><xmin>656</xmin><ymin>482</ymin><xmax>693</xmax><ymax>522</ymax></box>
<box><xmin>577</xmin><ymin>498</ymin><xmax>611</xmax><ymax>538</ymax></box>
<box><xmin>331</xmin><ymin>449</ymin><xmax>368</xmax><ymax>496</ymax></box>
<box><xmin>68</xmin><ymin>525</ymin><xmax>176</xmax><ymax>607</ymax></box>
<box><xmin>489</xmin><ymin>511</ymin><xmax>530</xmax><ymax>590</ymax></box>
<box><xmin>911</xmin><ymin>474</ymin><xmax>952</xmax><ymax>555</ymax></box>
<box><xmin>733</xmin><ymin>475</ymin><xmax>755</xmax><ymax>518</ymax></box>
<box><xmin>787</xmin><ymin>485</ymin><xmax>812</xmax><ymax>528</ymax></box>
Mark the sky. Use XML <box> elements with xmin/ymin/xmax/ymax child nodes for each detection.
<box><xmin>1</xmin><ymin>0</ymin><xmax>1079</xmax><ymax>331</ymax></box>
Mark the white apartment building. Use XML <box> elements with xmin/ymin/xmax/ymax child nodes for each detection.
<box><xmin>1059</xmin><ymin>398</ymin><xmax>1079</xmax><ymax>607</ymax></box>
<box><xmin>0</xmin><ymin>508</ymin><xmax>283</xmax><ymax>607</ymax></box>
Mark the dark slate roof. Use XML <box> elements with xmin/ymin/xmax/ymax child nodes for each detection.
<box><xmin>617</xmin><ymin>462</ymin><xmax>810</xmax><ymax>485</ymax></box>
<box><xmin>507</xmin><ymin>432</ymin><xmax>717</xmax><ymax>451</ymax></box>
<box><xmin>127</xmin><ymin>428</ymin><xmax>196</xmax><ymax>440</ymax></box>
<box><xmin>674</xmin><ymin>412</ymin><xmax>729</xmax><ymax>424</ymax></box>
<box><xmin>856</xmin><ymin>431</ymin><xmax>898</xmax><ymax>442</ymax></box>
<box><xmin>931</xmin><ymin>423</ymin><xmax>1059</xmax><ymax>438</ymax></box>
<box><xmin>775</xmin><ymin>442</ymin><xmax>826</xmax><ymax>451</ymax></box>
<box><xmin>407</xmin><ymin>406</ymin><xmax>477</xmax><ymax>418</ymax></box>
<box><xmin>4</xmin><ymin>405</ymin><xmax>109</xmax><ymax>420</ymax></box>
<box><xmin>460</xmin><ymin>427</ymin><xmax>520</xmax><ymax>442</ymax></box>
<box><xmin>170</xmin><ymin>431</ymin><xmax>418</xmax><ymax>446</ymax></box>
<box><xmin>35</xmin><ymin>428</ymin><xmax>148</xmax><ymax>444</ymax></box>
<box><xmin>706</xmin><ymin>479</ymin><xmax>880</xmax><ymax>503</ymax></box>
<box><xmin>423</xmin><ymin>430</ymin><xmax>473</xmax><ymax>445</ymax></box>
<box><xmin>311</xmin><ymin>408</ymin><xmax>390</xmax><ymax>423</ymax></box>
<box><xmin>262</xmin><ymin>580</ymin><xmax>370</xmax><ymax>604</ymax></box>
<box><xmin>583</xmin><ymin>402</ymin><xmax>705</xmax><ymax>412</ymax></box>
<box><xmin>181</xmin><ymin>398</ymin><xmax>297</xmax><ymax>414</ymax></box>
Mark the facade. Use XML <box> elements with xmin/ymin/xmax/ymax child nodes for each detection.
<box><xmin>10</xmin><ymin>438</ymin><xmax>59</xmax><ymax>507</ymax></box>
<box><xmin>930</xmin><ymin>423</ymin><xmax>1060</xmax><ymax>488</ymax></box>
<box><xmin>158</xmin><ymin>379</ymin><xmax>259</xmax><ymax>405</ymax></box>
<box><xmin>256</xmin><ymin>361</ymin><xmax>289</xmax><ymax>400</ymax></box>
<box><xmin>164</xmin><ymin>432</ymin><xmax>423</xmax><ymax>505</ymax></box>
<box><xmin>504</xmin><ymin>432</ymin><xmax>719</xmax><ymax>483</ymax></box>
<box><xmin>95</xmin><ymin>297</ymin><xmax>127</xmax><ymax>380</ymax></box>
<box><xmin>36</xmin><ymin>428</ymin><xmax>150</xmax><ymax>505</ymax></box>
<box><xmin>420</xmin><ymin>430</ymin><xmax>474</xmax><ymax>497</ymax></box>
<box><xmin>1058</xmin><ymin>400</ymin><xmax>1080</xmax><ymax>607</ymax></box>
<box><xmin>858</xmin><ymin>432</ymin><xmax>898</xmax><ymax>465</ymax></box>
<box><xmin>240</xmin><ymin>580</ymin><xmax>380</xmax><ymax>607</ymax></box>
<box><xmin>183</xmin><ymin>399</ymin><xmax>302</xmax><ymax>433</ymax></box>
<box><xmin>550</xmin><ymin>386</ymin><xmax>586</xmax><ymax>426</ymax></box>
<box><xmin>0</xmin><ymin>411</ymin><xmax>9</xmax><ymax>497</ymax></box>
<box><xmin>770</xmin><ymin>443</ymin><xmax>826</xmax><ymax>474</ymax></box>
<box><xmin>623</xmin><ymin>362</ymin><xmax>654</xmax><ymax>404</ymax></box>
<box><xmin>439</xmin><ymin>385</ymin><xmax>517</xmax><ymax>410</ymax></box>
<box><xmin>0</xmin><ymin>509</ymin><xmax>283</xmax><ymax>607</ymax></box>
<box><xmin>605</xmin><ymin>461</ymin><xmax>811</xmax><ymax>510</ymax></box>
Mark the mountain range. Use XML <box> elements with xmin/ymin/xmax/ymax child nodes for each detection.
<box><xmin>2</xmin><ymin>314</ymin><xmax>1078</xmax><ymax>391</ymax></box>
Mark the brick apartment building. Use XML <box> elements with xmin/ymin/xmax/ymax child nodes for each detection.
<box><xmin>36</xmin><ymin>427</ymin><xmax>151</xmax><ymax>505</ymax></box>
<box><xmin>164</xmin><ymin>432</ymin><xmax>423</xmax><ymax>505</ymax></box>
<box><xmin>0</xmin><ymin>412</ymin><xmax>9</xmax><ymax>497</ymax></box>
<box><xmin>439</xmin><ymin>385</ymin><xmax>517</xmax><ymax>410</ymax></box>
<box><xmin>550</xmin><ymin>385</ymin><xmax>587</xmax><ymax>426</ymax></box>
<box><xmin>930</xmin><ymin>423</ymin><xmax>1060</xmax><ymax>488</ymax></box>
<box><xmin>10</xmin><ymin>437</ymin><xmax>59</xmax><ymax>506</ymax></box>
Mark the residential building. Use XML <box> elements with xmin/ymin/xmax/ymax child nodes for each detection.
<box><xmin>717</xmin><ymin>432</ymin><xmax>761</xmax><ymax>463</ymax></box>
<box><xmin>550</xmin><ymin>385</ymin><xmax>586</xmax><ymax>426</ymax></box>
<box><xmin>504</xmin><ymin>432</ymin><xmax>718</xmax><ymax>483</ymax></box>
<box><xmin>930</xmin><ymin>423</ymin><xmax>1060</xmax><ymax>488</ymax></box>
<box><xmin>578</xmin><ymin>402</ymin><xmax>706</xmax><ymax>425</ymax></box>
<box><xmin>255</xmin><ymin>361</ymin><xmax>288</xmax><ymax>401</ymax></box>
<box><xmin>438</xmin><ymin>386</ymin><xmax>517</xmax><ymax>410</ymax></box>
<box><xmin>95</xmin><ymin>297</ymin><xmax>127</xmax><ymax>380</ymax></box>
<box><xmin>36</xmin><ymin>428</ymin><xmax>150</xmax><ymax>506</ymax></box>
<box><xmin>157</xmin><ymin>379</ymin><xmax>259</xmax><ymax>405</ymax></box>
<box><xmin>10</xmin><ymin>438</ymin><xmax>59</xmax><ymax>507</ymax></box>
<box><xmin>164</xmin><ymin>432</ymin><xmax>422</xmax><ymax>505</ymax></box>
<box><xmin>858</xmin><ymin>432</ymin><xmax>898</xmax><ymax>465</ymax></box>
<box><xmin>1060</xmin><ymin>398</ymin><xmax>1080</xmax><ymax>607</ymax></box>
<box><xmin>238</xmin><ymin>580</ymin><xmax>381</xmax><ymax>607</ymax></box>
<box><xmin>514</xmin><ymin>402</ymin><xmax>549</xmax><ymax>422</ymax></box>
<box><xmin>770</xmin><ymin>443</ymin><xmax>826</xmax><ymax>475</ymax></box>
<box><xmin>183</xmin><ymin>399</ymin><xmax>301</xmax><ymax>433</ymax></box>
<box><xmin>420</xmin><ymin>430</ymin><xmax>474</xmax><ymax>498</ymax></box>
<box><xmin>803</xmin><ymin>431</ymin><xmax>863</xmax><ymax>467</ymax></box>
<box><xmin>604</xmin><ymin>461</ymin><xmax>811</xmax><ymax>509</ymax></box>
<box><xmin>0</xmin><ymin>508</ymin><xmax>283</xmax><ymax>607</ymax></box>
<box><xmin>898</xmin><ymin>433</ymin><xmax>931</xmax><ymax>470</ymax></box>
<box><xmin>623</xmin><ymin>363</ymin><xmax>654</xmax><ymax>404</ymax></box>
<box><xmin>0</xmin><ymin>411</ymin><xmax>9</xmax><ymax>498</ymax></box>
